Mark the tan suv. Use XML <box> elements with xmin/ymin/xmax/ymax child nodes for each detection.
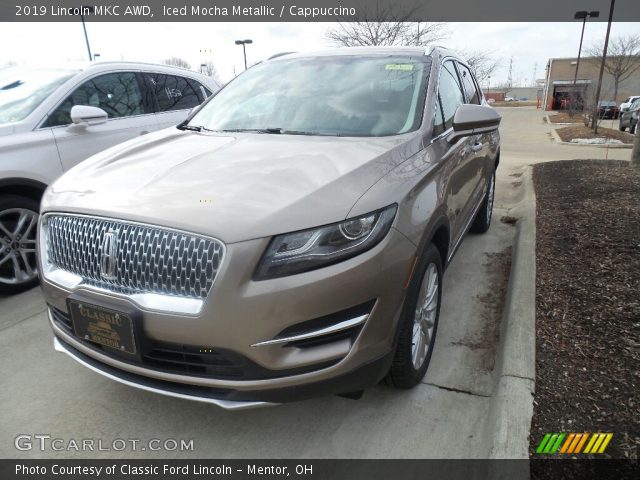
<box><xmin>38</xmin><ymin>47</ymin><xmax>501</xmax><ymax>409</ymax></box>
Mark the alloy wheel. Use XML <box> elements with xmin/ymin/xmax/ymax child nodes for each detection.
<box><xmin>0</xmin><ymin>208</ymin><xmax>39</xmax><ymax>287</ymax></box>
<box><xmin>411</xmin><ymin>262</ymin><xmax>439</xmax><ymax>370</ymax></box>
<box><xmin>486</xmin><ymin>172</ymin><xmax>495</xmax><ymax>224</ymax></box>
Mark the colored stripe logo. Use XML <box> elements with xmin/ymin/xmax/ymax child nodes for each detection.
<box><xmin>536</xmin><ymin>433</ymin><xmax>613</xmax><ymax>454</ymax></box>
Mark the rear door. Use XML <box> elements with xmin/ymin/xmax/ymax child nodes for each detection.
<box><xmin>143</xmin><ymin>73</ymin><xmax>203</xmax><ymax>129</ymax></box>
<box><xmin>47</xmin><ymin>71</ymin><xmax>156</xmax><ymax>171</ymax></box>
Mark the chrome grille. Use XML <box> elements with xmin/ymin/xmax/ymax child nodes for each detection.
<box><xmin>45</xmin><ymin>215</ymin><xmax>224</xmax><ymax>299</ymax></box>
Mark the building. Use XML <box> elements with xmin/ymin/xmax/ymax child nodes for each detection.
<box><xmin>542</xmin><ymin>56</ymin><xmax>640</xmax><ymax>111</ymax></box>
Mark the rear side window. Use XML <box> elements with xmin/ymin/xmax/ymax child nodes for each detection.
<box><xmin>45</xmin><ymin>72</ymin><xmax>144</xmax><ymax>127</ymax></box>
<box><xmin>146</xmin><ymin>74</ymin><xmax>201</xmax><ymax>112</ymax></box>
<box><xmin>433</xmin><ymin>61</ymin><xmax>465</xmax><ymax>137</ymax></box>
<box><xmin>457</xmin><ymin>63</ymin><xmax>481</xmax><ymax>105</ymax></box>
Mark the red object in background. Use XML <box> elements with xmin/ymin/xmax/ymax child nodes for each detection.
<box><xmin>484</xmin><ymin>92</ymin><xmax>505</xmax><ymax>102</ymax></box>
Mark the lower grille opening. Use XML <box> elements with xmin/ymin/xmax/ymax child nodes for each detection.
<box><xmin>51</xmin><ymin>307</ymin><xmax>73</xmax><ymax>333</ymax></box>
<box><xmin>49</xmin><ymin>306</ymin><xmax>340</xmax><ymax>379</ymax></box>
<box><xmin>142</xmin><ymin>342</ymin><xmax>244</xmax><ymax>379</ymax></box>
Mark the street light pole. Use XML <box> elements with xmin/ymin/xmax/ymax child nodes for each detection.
<box><xmin>571</xmin><ymin>10</ymin><xmax>599</xmax><ymax>116</ymax></box>
<box><xmin>79</xmin><ymin>6</ymin><xmax>94</xmax><ymax>61</ymax></box>
<box><xmin>235</xmin><ymin>39</ymin><xmax>253</xmax><ymax>70</ymax></box>
<box><xmin>591</xmin><ymin>0</ymin><xmax>616</xmax><ymax>133</ymax></box>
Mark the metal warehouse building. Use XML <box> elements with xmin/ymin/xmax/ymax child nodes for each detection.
<box><xmin>542</xmin><ymin>56</ymin><xmax>640</xmax><ymax>111</ymax></box>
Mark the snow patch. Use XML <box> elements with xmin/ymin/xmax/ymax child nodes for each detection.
<box><xmin>569</xmin><ymin>138</ymin><xmax>624</xmax><ymax>145</ymax></box>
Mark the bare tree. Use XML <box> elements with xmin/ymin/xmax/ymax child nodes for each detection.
<box><xmin>326</xmin><ymin>4</ymin><xmax>447</xmax><ymax>48</ymax></box>
<box><xmin>200</xmin><ymin>60</ymin><xmax>221</xmax><ymax>83</ymax></box>
<box><xmin>586</xmin><ymin>34</ymin><xmax>640</xmax><ymax>102</ymax></box>
<box><xmin>460</xmin><ymin>49</ymin><xmax>500</xmax><ymax>84</ymax></box>
<box><xmin>162</xmin><ymin>57</ymin><xmax>192</xmax><ymax>70</ymax></box>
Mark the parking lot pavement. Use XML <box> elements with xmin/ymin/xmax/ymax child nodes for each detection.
<box><xmin>496</xmin><ymin>106</ymin><xmax>631</xmax><ymax>167</ymax></box>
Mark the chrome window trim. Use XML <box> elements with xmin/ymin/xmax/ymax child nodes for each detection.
<box><xmin>39</xmin><ymin>212</ymin><xmax>226</xmax><ymax>316</ymax></box>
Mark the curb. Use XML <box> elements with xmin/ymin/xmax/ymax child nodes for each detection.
<box><xmin>544</xmin><ymin>114</ymin><xmax>582</xmax><ymax>126</ymax></box>
<box><xmin>550</xmin><ymin>126</ymin><xmax>633</xmax><ymax>149</ymax></box>
<box><xmin>485</xmin><ymin>166</ymin><xmax>536</xmax><ymax>460</ymax></box>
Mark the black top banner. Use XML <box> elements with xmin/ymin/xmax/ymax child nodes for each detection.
<box><xmin>2</xmin><ymin>0</ymin><xmax>640</xmax><ymax>22</ymax></box>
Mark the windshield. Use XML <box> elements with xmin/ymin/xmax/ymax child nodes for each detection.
<box><xmin>189</xmin><ymin>55</ymin><xmax>430</xmax><ymax>137</ymax></box>
<box><xmin>599</xmin><ymin>101</ymin><xmax>616</xmax><ymax>107</ymax></box>
<box><xmin>0</xmin><ymin>68</ymin><xmax>76</xmax><ymax>124</ymax></box>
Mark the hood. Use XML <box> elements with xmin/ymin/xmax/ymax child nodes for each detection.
<box><xmin>0</xmin><ymin>124</ymin><xmax>16</xmax><ymax>136</ymax></box>
<box><xmin>44</xmin><ymin>128</ymin><xmax>419</xmax><ymax>243</ymax></box>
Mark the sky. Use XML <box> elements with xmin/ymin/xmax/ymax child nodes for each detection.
<box><xmin>1</xmin><ymin>21</ymin><xmax>639</xmax><ymax>85</ymax></box>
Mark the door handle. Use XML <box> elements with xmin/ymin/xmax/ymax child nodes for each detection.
<box><xmin>140</xmin><ymin>130</ymin><xmax>149</xmax><ymax>136</ymax></box>
<box><xmin>471</xmin><ymin>142</ymin><xmax>483</xmax><ymax>152</ymax></box>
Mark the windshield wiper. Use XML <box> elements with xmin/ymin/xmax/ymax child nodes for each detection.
<box><xmin>219</xmin><ymin>127</ymin><xmax>322</xmax><ymax>136</ymax></box>
<box><xmin>219</xmin><ymin>128</ymin><xmax>281</xmax><ymax>134</ymax></box>
<box><xmin>177</xmin><ymin>124</ymin><xmax>204</xmax><ymax>132</ymax></box>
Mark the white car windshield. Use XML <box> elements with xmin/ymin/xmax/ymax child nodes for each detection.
<box><xmin>0</xmin><ymin>68</ymin><xmax>76</xmax><ymax>125</ymax></box>
<box><xmin>189</xmin><ymin>55</ymin><xmax>430</xmax><ymax>137</ymax></box>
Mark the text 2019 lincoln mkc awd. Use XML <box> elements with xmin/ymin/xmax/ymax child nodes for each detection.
<box><xmin>38</xmin><ymin>47</ymin><xmax>501</xmax><ymax>409</ymax></box>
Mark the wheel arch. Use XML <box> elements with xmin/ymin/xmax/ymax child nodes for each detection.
<box><xmin>0</xmin><ymin>178</ymin><xmax>48</xmax><ymax>207</ymax></box>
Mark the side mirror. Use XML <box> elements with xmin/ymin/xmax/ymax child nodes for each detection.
<box><xmin>70</xmin><ymin>105</ymin><xmax>108</xmax><ymax>126</ymax></box>
<box><xmin>447</xmin><ymin>104</ymin><xmax>502</xmax><ymax>143</ymax></box>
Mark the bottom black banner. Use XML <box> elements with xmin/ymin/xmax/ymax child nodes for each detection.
<box><xmin>1</xmin><ymin>459</ymin><xmax>638</xmax><ymax>480</ymax></box>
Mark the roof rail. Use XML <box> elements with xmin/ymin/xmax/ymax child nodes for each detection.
<box><xmin>426</xmin><ymin>45</ymin><xmax>459</xmax><ymax>57</ymax></box>
<box><xmin>268</xmin><ymin>51</ymin><xmax>297</xmax><ymax>60</ymax></box>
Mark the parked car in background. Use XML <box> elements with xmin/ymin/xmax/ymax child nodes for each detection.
<box><xmin>39</xmin><ymin>46</ymin><xmax>501</xmax><ymax>408</ymax></box>
<box><xmin>619</xmin><ymin>97</ymin><xmax>640</xmax><ymax>134</ymax></box>
<box><xmin>619</xmin><ymin>95</ymin><xmax>640</xmax><ymax>112</ymax></box>
<box><xmin>597</xmin><ymin>101</ymin><xmax>620</xmax><ymax>119</ymax></box>
<box><xmin>504</xmin><ymin>96</ymin><xmax>515</xmax><ymax>102</ymax></box>
<box><xmin>0</xmin><ymin>62</ymin><xmax>219</xmax><ymax>293</ymax></box>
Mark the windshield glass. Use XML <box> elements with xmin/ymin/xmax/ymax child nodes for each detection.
<box><xmin>0</xmin><ymin>68</ymin><xmax>76</xmax><ymax>124</ymax></box>
<box><xmin>190</xmin><ymin>55</ymin><xmax>430</xmax><ymax>137</ymax></box>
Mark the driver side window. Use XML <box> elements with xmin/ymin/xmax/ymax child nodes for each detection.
<box><xmin>45</xmin><ymin>72</ymin><xmax>144</xmax><ymax>127</ymax></box>
<box><xmin>433</xmin><ymin>61</ymin><xmax>465</xmax><ymax>137</ymax></box>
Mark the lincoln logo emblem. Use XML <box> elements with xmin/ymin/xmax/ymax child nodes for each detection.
<box><xmin>100</xmin><ymin>231</ymin><xmax>118</xmax><ymax>280</ymax></box>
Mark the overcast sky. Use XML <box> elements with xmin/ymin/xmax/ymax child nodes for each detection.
<box><xmin>1</xmin><ymin>22</ymin><xmax>639</xmax><ymax>85</ymax></box>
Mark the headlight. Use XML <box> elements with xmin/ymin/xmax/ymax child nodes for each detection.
<box><xmin>254</xmin><ymin>204</ymin><xmax>397</xmax><ymax>280</ymax></box>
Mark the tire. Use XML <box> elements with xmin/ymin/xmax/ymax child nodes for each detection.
<box><xmin>386</xmin><ymin>243</ymin><xmax>443</xmax><ymax>389</ymax></box>
<box><xmin>0</xmin><ymin>194</ymin><xmax>40</xmax><ymax>295</ymax></box>
<box><xmin>619</xmin><ymin>122</ymin><xmax>626</xmax><ymax>132</ymax></box>
<box><xmin>469</xmin><ymin>170</ymin><xmax>496</xmax><ymax>234</ymax></box>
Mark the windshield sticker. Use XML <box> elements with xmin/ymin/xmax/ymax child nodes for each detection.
<box><xmin>385</xmin><ymin>64</ymin><xmax>414</xmax><ymax>71</ymax></box>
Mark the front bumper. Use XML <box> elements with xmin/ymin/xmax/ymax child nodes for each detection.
<box><xmin>42</xmin><ymin>227</ymin><xmax>416</xmax><ymax>406</ymax></box>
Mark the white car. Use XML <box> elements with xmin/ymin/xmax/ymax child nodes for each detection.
<box><xmin>620</xmin><ymin>95</ymin><xmax>640</xmax><ymax>112</ymax></box>
<box><xmin>0</xmin><ymin>62</ymin><xmax>219</xmax><ymax>293</ymax></box>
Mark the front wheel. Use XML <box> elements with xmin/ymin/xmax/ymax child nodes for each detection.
<box><xmin>470</xmin><ymin>170</ymin><xmax>496</xmax><ymax>234</ymax></box>
<box><xmin>386</xmin><ymin>243</ymin><xmax>442</xmax><ymax>388</ymax></box>
<box><xmin>0</xmin><ymin>195</ymin><xmax>40</xmax><ymax>295</ymax></box>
